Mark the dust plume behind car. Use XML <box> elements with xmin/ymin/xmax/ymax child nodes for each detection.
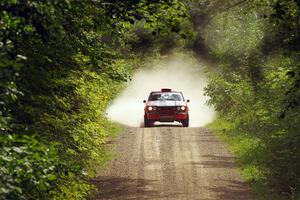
<box><xmin>106</xmin><ymin>52</ymin><xmax>215</xmax><ymax>127</ymax></box>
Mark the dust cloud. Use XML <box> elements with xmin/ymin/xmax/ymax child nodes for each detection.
<box><xmin>106</xmin><ymin>52</ymin><xmax>215</xmax><ymax>127</ymax></box>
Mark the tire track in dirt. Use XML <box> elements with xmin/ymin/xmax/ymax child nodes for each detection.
<box><xmin>91</xmin><ymin>127</ymin><xmax>255</xmax><ymax>200</ymax></box>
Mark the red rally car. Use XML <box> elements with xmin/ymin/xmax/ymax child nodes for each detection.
<box><xmin>143</xmin><ymin>89</ymin><xmax>190</xmax><ymax>127</ymax></box>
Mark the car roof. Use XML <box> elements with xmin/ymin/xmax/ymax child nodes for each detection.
<box><xmin>150</xmin><ymin>91</ymin><xmax>181</xmax><ymax>93</ymax></box>
<box><xmin>150</xmin><ymin>89</ymin><xmax>181</xmax><ymax>93</ymax></box>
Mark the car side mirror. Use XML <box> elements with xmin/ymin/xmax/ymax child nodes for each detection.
<box><xmin>187</xmin><ymin>99</ymin><xmax>190</xmax><ymax>103</ymax></box>
<box><xmin>143</xmin><ymin>100</ymin><xmax>146</xmax><ymax>103</ymax></box>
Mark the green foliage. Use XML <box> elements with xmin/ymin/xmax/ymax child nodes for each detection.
<box><xmin>195</xmin><ymin>0</ymin><xmax>300</xmax><ymax>198</ymax></box>
<box><xmin>203</xmin><ymin>7</ymin><xmax>265</xmax><ymax>58</ymax></box>
<box><xmin>106</xmin><ymin>0</ymin><xmax>191</xmax><ymax>55</ymax></box>
<box><xmin>0</xmin><ymin>134</ymin><xmax>58</xmax><ymax>200</ymax></box>
<box><xmin>207</xmin><ymin>118</ymin><xmax>282</xmax><ymax>200</ymax></box>
<box><xmin>205</xmin><ymin>52</ymin><xmax>300</xmax><ymax>198</ymax></box>
<box><xmin>50</xmin><ymin>173</ymin><xmax>92</xmax><ymax>200</ymax></box>
<box><xmin>0</xmin><ymin>0</ymin><xmax>189</xmax><ymax>199</ymax></box>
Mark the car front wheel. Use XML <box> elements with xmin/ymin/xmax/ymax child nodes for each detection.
<box><xmin>144</xmin><ymin>117</ymin><xmax>152</xmax><ymax>127</ymax></box>
<box><xmin>182</xmin><ymin>117</ymin><xmax>189</xmax><ymax>127</ymax></box>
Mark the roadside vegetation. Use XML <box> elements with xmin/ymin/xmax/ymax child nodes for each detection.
<box><xmin>0</xmin><ymin>1</ymin><xmax>189</xmax><ymax>199</ymax></box>
<box><xmin>192</xmin><ymin>1</ymin><xmax>300</xmax><ymax>199</ymax></box>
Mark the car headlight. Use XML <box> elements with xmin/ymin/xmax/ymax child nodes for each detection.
<box><xmin>147</xmin><ymin>106</ymin><xmax>157</xmax><ymax>111</ymax></box>
<box><xmin>177</xmin><ymin>106</ymin><xmax>186</xmax><ymax>111</ymax></box>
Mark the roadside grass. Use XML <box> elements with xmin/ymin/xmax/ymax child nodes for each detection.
<box><xmin>98</xmin><ymin>121</ymin><xmax>124</xmax><ymax>170</ymax></box>
<box><xmin>105</xmin><ymin>121</ymin><xmax>124</xmax><ymax>139</ymax></box>
<box><xmin>88</xmin><ymin>121</ymin><xmax>124</xmax><ymax>199</ymax></box>
<box><xmin>206</xmin><ymin>118</ymin><xmax>286</xmax><ymax>200</ymax></box>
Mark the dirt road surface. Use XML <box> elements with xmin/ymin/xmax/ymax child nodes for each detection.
<box><xmin>91</xmin><ymin>126</ymin><xmax>255</xmax><ymax>200</ymax></box>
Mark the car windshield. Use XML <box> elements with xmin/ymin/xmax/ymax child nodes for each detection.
<box><xmin>149</xmin><ymin>92</ymin><xmax>183</xmax><ymax>101</ymax></box>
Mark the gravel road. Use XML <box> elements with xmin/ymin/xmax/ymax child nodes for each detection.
<box><xmin>91</xmin><ymin>126</ymin><xmax>255</xmax><ymax>200</ymax></box>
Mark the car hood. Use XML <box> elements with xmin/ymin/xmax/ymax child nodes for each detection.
<box><xmin>147</xmin><ymin>101</ymin><xmax>186</xmax><ymax>107</ymax></box>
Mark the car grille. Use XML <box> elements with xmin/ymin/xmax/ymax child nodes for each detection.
<box><xmin>158</xmin><ymin>106</ymin><xmax>176</xmax><ymax>115</ymax></box>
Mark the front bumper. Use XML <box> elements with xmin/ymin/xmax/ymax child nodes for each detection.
<box><xmin>145</xmin><ymin>112</ymin><xmax>188</xmax><ymax>122</ymax></box>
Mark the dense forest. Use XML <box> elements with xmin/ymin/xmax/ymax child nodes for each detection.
<box><xmin>200</xmin><ymin>1</ymin><xmax>300</xmax><ymax>199</ymax></box>
<box><xmin>0</xmin><ymin>0</ymin><xmax>299</xmax><ymax>199</ymax></box>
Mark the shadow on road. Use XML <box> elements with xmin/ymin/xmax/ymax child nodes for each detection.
<box><xmin>140</xmin><ymin>122</ymin><xmax>184</xmax><ymax>128</ymax></box>
<box><xmin>199</xmin><ymin>155</ymin><xmax>236</xmax><ymax>169</ymax></box>
<box><xmin>91</xmin><ymin>176</ymin><xmax>253</xmax><ymax>200</ymax></box>
<box><xmin>205</xmin><ymin>179</ymin><xmax>255</xmax><ymax>200</ymax></box>
<box><xmin>152</xmin><ymin>124</ymin><xmax>182</xmax><ymax>127</ymax></box>
<box><xmin>90</xmin><ymin>176</ymin><xmax>184</xmax><ymax>200</ymax></box>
